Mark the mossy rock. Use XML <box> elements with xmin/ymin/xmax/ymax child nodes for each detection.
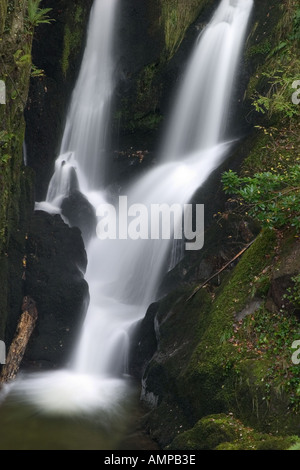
<box><xmin>144</xmin><ymin>228</ymin><xmax>300</xmax><ymax>444</ymax></box>
<box><xmin>167</xmin><ymin>413</ymin><xmax>300</xmax><ymax>450</ymax></box>
<box><xmin>179</xmin><ymin>229</ymin><xmax>277</xmax><ymax>413</ymax></box>
<box><xmin>159</xmin><ymin>0</ymin><xmax>214</xmax><ymax>59</ymax></box>
<box><xmin>167</xmin><ymin>414</ymin><xmax>241</xmax><ymax>450</ymax></box>
<box><xmin>0</xmin><ymin>0</ymin><xmax>35</xmax><ymax>350</ymax></box>
<box><xmin>216</xmin><ymin>435</ymin><xmax>300</xmax><ymax>451</ymax></box>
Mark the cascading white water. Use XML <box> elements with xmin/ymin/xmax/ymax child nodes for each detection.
<box><xmin>44</xmin><ymin>0</ymin><xmax>118</xmax><ymax>209</ymax></box>
<box><xmin>161</xmin><ymin>0</ymin><xmax>254</xmax><ymax>268</ymax></box>
<box><xmin>73</xmin><ymin>142</ymin><xmax>230</xmax><ymax>378</ymax></box>
<box><xmin>2</xmin><ymin>0</ymin><xmax>253</xmax><ymax>416</ymax></box>
<box><xmin>160</xmin><ymin>0</ymin><xmax>253</xmax><ymax>160</ymax></box>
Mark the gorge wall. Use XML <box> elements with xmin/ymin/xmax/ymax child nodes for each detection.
<box><xmin>0</xmin><ymin>0</ymin><xmax>299</xmax><ymax>450</ymax></box>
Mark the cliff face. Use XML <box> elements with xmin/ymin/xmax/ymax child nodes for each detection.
<box><xmin>0</xmin><ymin>0</ymin><xmax>90</xmax><ymax>368</ymax></box>
<box><xmin>0</xmin><ymin>0</ymin><xmax>299</xmax><ymax>450</ymax></box>
<box><xmin>24</xmin><ymin>0</ymin><xmax>93</xmax><ymax>200</ymax></box>
<box><xmin>25</xmin><ymin>0</ymin><xmax>217</xmax><ymax>196</ymax></box>
<box><xmin>0</xmin><ymin>0</ymin><xmax>35</xmax><ymax>342</ymax></box>
<box><xmin>130</xmin><ymin>0</ymin><xmax>300</xmax><ymax>449</ymax></box>
<box><xmin>114</xmin><ymin>0</ymin><xmax>216</xmax><ymax>149</ymax></box>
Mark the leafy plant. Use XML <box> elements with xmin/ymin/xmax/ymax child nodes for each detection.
<box><xmin>252</xmin><ymin>71</ymin><xmax>300</xmax><ymax>119</ymax></box>
<box><xmin>227</xmin><ymin>306</ymin><xmax>300</xmax><ymax>410</ymax></box>
<box><xmin>27</xmin><ymin>0</ymin><xmax>54</xmax><ymax>28</ymax></box>
<box><xmin>249</xmin><ymin>1</ymin><xmax>300</xmax><ymax>123</ymax></box>
<box><xmin>284</xmin><ymin>275</ymin><xmax>300</xmax><ymax>313</ymax></box>
<box><xmin>289</xmin><ymin>7</ymin><xmax>300</xmax><ymax>41</ymax></box>
<box><xmin>13</xmin><ymin>49</ymin><xmax>31</xmax><ymax>67</ymax></box>
<box><xmin>31</xmin><ymin>64</ymin><xmax>45</xmax><ymax>78</ymax></box>
<box><xmin>221</xmin><ymin>166</ymin><xmax>300</xmax><ymax>231</ymax></box>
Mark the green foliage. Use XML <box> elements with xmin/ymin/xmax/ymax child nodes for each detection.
<box><xmin>221</xmin><ymin>167</ymin><xmax>300</xmax><ymax>231</ymax></box>
<box><xmin>228</xmin><ymin>306</ymin><xmax>300</xmax><ymax>411</ymax></box>
<box><xmin>0</xmin><ymin>131</ymin><xmax>14</xmax><ymax>165</ymax></box>
<box><xmin>27</xmin><ymin>0</ymin><xmax>54</xmax><ymax>28</ymax></box>
<box><xmin>31</xmin><ymin>64</ymin><xmax>45</xmax><ymax>78</ymax></box>
<box><xmin>252</xmin><ymin>71</ymin><xmax>300</xmax><ymax>119</ymax></box>
<box><xmin>284</xmin><ymin>275</ymin><xmax>300</xmax><ymax>313</ymax></box>
<box><xmin>289</xmin><ymin>442</ymin><xmax>300</xmax><ymax>450</ymax></box>
<box><xmin>61</xmin><ymin>6</ymin><xmax>85</xmax><ymax>77</ymax></box>
<box><xmin>13</xmin><ymin>50</ymin><xmax>32</xmax><ymax>68</ymax></box>
<box><xmin>247</xmin><ymin>40</ymin><xmax>272</xmax><ymax>58</ymax></box>
<box><xmin>241</xmin><ymin>125</ymin><xmax>299</xmax><ymax>176</ymax></box>
<box><xmin>160</xmin><ymin>0</ymin><xmax>210</xmax><ymax>58</ymax></box>
<box><xmin>61</xmin><ymin>25</ymin><xmax>72</xmax><ymax>77</ymax></box>
<box><xmin>136</xmin><ymin>64</ymin><xmax>159</xmax><ymax>111</ymax></box>
<box><xmin>289</xmin><ymin>6</ymin><xmax>300</xmax><ymax>42</ymax></box>
<box><xmin>167</xmin><ymin>413</ymin><xmax>300</xmax><ymax>450</ymax></box>
<box><xmin>248</xmin><ymin>1</ymin><xmax>300</xmax><ymax>123</ymax></box>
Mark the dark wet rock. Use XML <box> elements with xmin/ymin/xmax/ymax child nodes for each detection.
<box><xmin>129</xmin><ymin>302</ymin><xmax>159</xmax><ymax>379</ymax></box>
<box><xmin>61</xmin><ymin>190</ymin><xmax>97</xmax><ymax>244</ymax></box>
<box><xmin>23</xmin><ymin>211</ymin><xmax>88</xmax><ymax>369</ymax></box>
<box><xmin>25</xmin><ymin>0</ymin><xmax>93</xmax><ymax>200</ymax></box>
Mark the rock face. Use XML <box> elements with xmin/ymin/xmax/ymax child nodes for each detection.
<box><xmin>124</xmin><ymin>0</ymin><xmax>300</xmax><ymax>450</ymax></box>
<box><xmin>25</xmin><ymin>0</ymin><xmax>220</xmax><ymax>196</ymax></box>
<box><xmin>0</xmin><ymin>0</ymin><xmax>35</xmax><ymax>345</ymax></box>
<box><xmin>23</xmin><ymin>211</ymin><xmax>88</xmax><ymax>369</ymax></box>
<box><xmin>61</xmin><ymin>190</ymin><xmax>97</xmax><ymax>245</ymax></box>
<box><xmin>129</xmin><ymin>302</ymin><xmax>159</xmax><ymax>379</ymax></box>
<box><xmin>0</xmin><ymin>0</ymin><xmax>94</xmax><ymax>372</ymax></box>
<box><xmin>114</xmin><ymin>0</ymin><xmax>217</xmax><ymax>150</ymax></box>
<box><xmin>136</xmin><ymin>227</ymin><xmax>300</xmax><ymax>448</ymax></box>
<box><xmin>25</xmin><ymin>0</ymin><xmax>93</xmax><ymax>200</ymax></box>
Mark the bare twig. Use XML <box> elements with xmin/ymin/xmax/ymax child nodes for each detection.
<box><xmin>186</xmin><ymin>238</ymin><xmax>257</xmax><ymax>302</ymax></box>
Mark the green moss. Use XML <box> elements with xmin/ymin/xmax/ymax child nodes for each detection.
<box><xmin>247</xmin><ymin>39</ymin><xmax>272</xmax><ymax>58</ymax></box>
<box><xmin>289</xmin><ymin>442</ymin><xmax>300</xmax><ymax>450</ymax></box>
<box><xmin>61</xmin><ymin>5</ymin><xmax>86</xmax><ymax>78</ymax></box>
<box><xmin>167</xmin><ymin>414</ymin><xmax>241</xmax><ymax>450</ymax></box>
<box><xmin>144</xmin><ymin>225</ymin><xmax>300</xmax><ymax>446</ymax></box>
<box><xmin>167</xmin><ymin>413</ymin><xmax>300</xmax><ymax>450</ymax></box>
<box><xmin>0</xmin><ymin>255</ymin><xmax>9</xmax><ymax>339</ymax></box>
<box><xmin>0</xmin><ymin>0</ymin><xmax>35</xmax><ymax>343</ymax></box>
<box><xmin>118</xmin><ymin>63</ymin><xmax>163</xmax><ymax>132</ymax></box>
<box><xmin>136</xmin><ymin>64</ymin><xmax>159</xmax><ymax>112</ymax></box>
<box><xmin>173</xmin><ymin>228</ymin><xmax>300</xmax><ymax>433</ymax></box>
<box><xmin>246</xmin><ymin>1</ymin><xmax>300</xmax><ymax>125</ymax></box>
<box><xmin>144</xmin><ymin>0</ymin><xmax>300</xmax><ymax>446</ymax></box>
<box><xmin>0</xmin><ymin>0</ymin><xmax>7</xmax><ymax>34</ymax></box>
<box><xmin>186</xmin><ymin>228</ymin><xmax>276</xmax><ymax>364</ymax></box>
<box><xmin>217</xmin><ymin>435</ymin><xmax>300</xmax><ymax>451</ymax></box>
<box><xmin>61</xmin><ymin>25</ymin><xmax>72</xmax><ymax>78</ymax></box>
<box><xmin>156</xmin><ymin>229</ymin><xmax>300</xmax><ymax>429</ymax></box>
<box><xmin>240</xmin><ymin>126</ymin><xmax>299</xmax><ymax>177</ymax></box>
<box><xmin>160</xmin><ymin>0</ymin><xmax>212</xmax><ymax>59</ymax></box>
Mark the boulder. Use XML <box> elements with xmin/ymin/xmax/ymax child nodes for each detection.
<box><xmin>23</xmin><ymin>211</ymin><xmax>89</xmax><ymax>369</ymax></box>
<box><xmin>61</xmin><ymin>190</ymin><xmax>97</xmax><ymax>244</ymax></box>
<box><xmin>129</xmin><ymin>302</ymin><xmax>159</xmax><ymax>379</ymax></box>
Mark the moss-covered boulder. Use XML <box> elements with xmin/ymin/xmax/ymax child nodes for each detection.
<box><xmin>140</xmin><ymin>226</ymin><xmax>300</xmax><ymax>447</ymax></box>
<box><xmin>167</xmin><ymin>414</ymin><xmax>300</xmax><ymax>450</ymax></box>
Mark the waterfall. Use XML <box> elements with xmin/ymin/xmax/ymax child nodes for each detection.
<box><xmin>2</xmin><ymin>0</ymin><xmax>253</xmax><ymax>416</ymax></box>
<box><xmin>44</xmin><ymin>0</ymin><xmax>118</xmax><ymax>209</ymax></box>
<box><xmin>160</xmin><ymin>0</ymin><xmax>253</xmax><ymax>160</ymax></box>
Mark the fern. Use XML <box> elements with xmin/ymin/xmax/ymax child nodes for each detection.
<box><xmin>27</xmin><ymin>0</ymin><xmax>54</xmax><ymax>28</ymax></box>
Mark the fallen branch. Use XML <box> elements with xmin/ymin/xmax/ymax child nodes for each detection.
<box><xmin>0</xmin><ymin>296</ymin><xmax>38</xmax><ymax>385</ymax></box>
<box><xmin>186</xmin><ymin>238</ymin><xmax>257</xmax><ymax>302</ymax></box>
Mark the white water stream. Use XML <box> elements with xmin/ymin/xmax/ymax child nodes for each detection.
<box><xmin>2</xmin><ymin>0</ymin><xmax>253</xmax><ymax>417</ymax></box>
